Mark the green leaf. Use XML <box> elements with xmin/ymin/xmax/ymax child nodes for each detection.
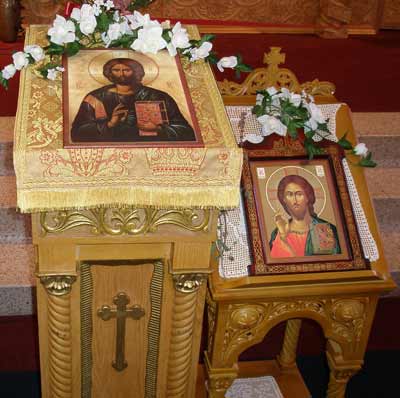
<box><xmin>206</xmin><ymin>51</ymin><xmax>218</xmax><ymax>64</ymax></box>
<box><xmin>162</xmin><ymin>29</ymin><xmax>171</xmax><ymax>43</ymax></box>
<box><xmin>0</xmin><ymin>75</ymin><xmax>9</xmax><ymax>90</ymax></box>
<box><xmin>65</xmin><ymin>41</ymin><xmax>81</xmax><ymax>57</ymax></box>
<box><xmin>45</xmin><ymin>42</ymin><xmax>65</xmax><ymax>56</ymax></box>
<box><xmin>235</xmin><ymin>63</ymin><xmax>252</xmax><ymax>73</ymax></box>
<box><xmin>304</xmin><ymin>138</ymin><xmax>325</xmax><ymax>159</ymax></box>
<box><xmin>358</xmin><ymin>157</ymin><xmax>377</xmax><ymax>168</ymax></box>
<box><xmin>251</xmin><ymin>105</ymin><xmax>263</xmax><ymax>116</ymax></box>
<box><xmin>337</xmin><ymin>132</ymin><xmax>353</xmax><ymax>150</ymax></box>
<box><xmin>199</xmin><ymin>34</ymin><xmax>215</xmax><ymax>44</ymax></box>
<box><xmin>97</xmin><ymin>12</ymin><xmax>111</xmax><ymax>32</ymax></box>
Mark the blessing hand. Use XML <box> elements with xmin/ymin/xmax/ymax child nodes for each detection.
<box><xmin>274</xmin><ymin>211</ymin><xmax>289</xmax><ymax>240</ymax></box>
<box><xmin>107</xmin><ymin>103</ymin><xmax>128</xmax><ymax>128</ymax></box>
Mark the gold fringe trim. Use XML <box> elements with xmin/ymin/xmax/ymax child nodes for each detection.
<box><xmin>16</xmin><ymin>185</ymin><xmax>241</xmax><ymax>213</ymax></box>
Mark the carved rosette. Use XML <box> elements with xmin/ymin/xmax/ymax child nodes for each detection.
<box><xmin>222</xmin><ymin>303</ymin><xmax>269</xmax><ymax>362</ymax></box>
<box><xmin>221</xmin><ymin>298</ymin><xmax>368</xmax><ymax>363</ymax></box>
<box><xmin>40</xmin><ymin>208</ymin><xmax>210</xmax><ymax>236</ymax></box>
<box><xmin>173</xmin><ymin>273</ymin><xmax>208</xmax><ymax>293</ymax></box>
<box><xmin>330</xmin><ymin>298</ymin><xmax>367</xmax><ymax>343</ymax></box>
<box><xmin>166</xmin><ymin>290</ymin><xmax>198</xmax><ymax>397</ymax></box>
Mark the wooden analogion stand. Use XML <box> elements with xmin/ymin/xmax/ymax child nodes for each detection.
<box><xmin>204</xmin><ymin>48</ymin><xmax>395</xmax><ymax>398</ymax></box>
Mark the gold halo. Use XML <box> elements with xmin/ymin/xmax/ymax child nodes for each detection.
<box><xmin>87</xmin><ymin>50</ymin><xmax>159</xmax><ymax>86</ymax></box>
<box><xmin>265</xmin><ymin>166</ymin><xmax>327</xmax><ymax>217</ymax></box>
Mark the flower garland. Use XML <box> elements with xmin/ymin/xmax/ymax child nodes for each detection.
<box><xmin>0</xmin><ymin>0</ymin><xmax>251</xmax><ymax>88</ymax></box>
<box><xmin>252</xmin><ymin>87</ymin><xmax>376</xmax><ymax>167</ymax></box>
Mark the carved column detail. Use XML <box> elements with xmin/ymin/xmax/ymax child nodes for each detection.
<box><xmin>206</xmin><ymin>290</ymin><xmax>217</xmax><ymax>356</ymax></box>
<box><xmin>40</xmin><ymin>275</ymin><xmax>75</xmax><ymax>398</ymax></box>
<box><xmin>47</xmin><ymin>291</ymin><xmax>73</xmax><ymax>397</ymax></box>
<box><xmin>173</xmin><ymin>273</ymin><xmax>208</xmax><ymax>293</ymax></box>
<box><xmin>326</xmin><ymin>350</ymin><xmax>361</xmax><ymax>398</ymax></box>
<box><xmin>277</xmin><ymin>319</ymin><xmax>302</xmax><ymax>368</ymax></box>
<box><xmin>166</xmin><ymin>290</ymin><xmax>198</xmax><ymax>397</ymax></box>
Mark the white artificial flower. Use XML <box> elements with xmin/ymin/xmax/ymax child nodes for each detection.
<box><xmin>257</xmin><ymin>115</ymin><xmax>287</xmax><ymax>137</ymax></box>
<box><xmin>243</xmin><ymin>134</ymin><xmax>264</xmax><ymax>144</ymax></box>
<box><xmin>279</xmin><ymin>87</ymin><xmax>291</xmax><ymax>99</ymax></box>
<box><xmin>216</xmin><ymin>56</ymin><xmax>238</xmax><ymax>72</ymax></box>
<box><xmin>113</xmin><ymin>10</ymin><xmax>120</xmax><ymax>22</ymax></box>
<box><xmin>304</xmin><ymin>118</ymin><xmax>318</xmax><ymax>132</ymax></box>
<box><xmin>105</xmin><ymin>0</ymin><xmax>115</xmax><ymax>11</ymax></box>
<box><xmin>24</xmin><ymin>45</ymin><xmax>45</xmax><ymax>62</ymax></box>
<box><xmin>126</xmin><ymin>11</ymin><xmax>151</xmax><ymax>30</ymax></box>
<box><xmin>166</xmin><ymin>23</ymin><xmax>190</xmax><ymax>56</ymax></box>
<box><xmin>47</xmin><ymin>66</ymin><xmax>64</xmax><ymax>81</ymax></box>
<box><xmin>107</xmin><ymin>23</ymin><xmax>122</xmax><ymax>42</ymax></box>
<box><xmin>94</xmin><ymin>0</ymin><xmax>104</xmax><ymax>5</ymax></box>
<box><xmin>80</xmin><ymin>15</ymin><xmax>97</xmax><ymax>35</ymax></box>
<box><xmin>47</xmin><ymin>68</ymin><xmax>58</xmax><ymax>80</ymax></box>
<box><xmin>131</xmin><ymin>25</ymin><xmax>167</xmax><ymax>54</ymax></box>
<box><xmin>354</xmin><ymin>143</ymin><xmax>369</xmax><ymax>157</ymax></box>
<box><xmin>266</xmin><ymin>86</ymin><xmax>278</xmax><ymax>96</ymax></box>
<box><xmin>48</xmin><ymin>15</ymin><xmax>76</xmax><ymax>45</ymax></box>
<box><xmin>170</xmin><ymin>22</ymin><xmax>190</xmax><ymax>49</ymax></box>
<box><xmin>70</xmin><ymin>7</ymin><xmax>81</xmax><ymax>21</ymax></box>
<box><xmin>119</xmin><ymin>19</ymin><xmax>132</xmax><ymax>35</ymax></box>
<box><xmin>188</xmin><ymin>41</ymin><xmax>212</xmax><ymax>62</ymax></box>
<box><xmin>92</xmin><ymin>4</ymin><xmax>102</xmax><ymax>16</ymax></box>
<box><xmin>289</xmin><ymin>93</ymin><xmax>302</xmax><ymax>107</ymax></box>
<box><xmin>12</xmin><ymin>51</ymin><xmax>29</xmax><ymax>70</ymax></box>
<box><xmin>256</xmin><ymin>93</ymin><xmax>264</xmax><ymax>106</ymax></box>
<box><xmin>308</xmin><ymin>102</ymin><xmax>326</xmax><ymax>124</ymax></box>
<box><xmin>1</xmin><ymin>64</ymin><xmax>17</xmax><ymax>79</ymax></box>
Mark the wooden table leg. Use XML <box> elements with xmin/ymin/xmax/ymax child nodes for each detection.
<box><xmin>326</xmin><ymin>340</ymin><xmax>362</xmax><ymax>398</ymax></box>
<box><xmin>277</xmin><ymin>319</ymin><xmax>302</xmax><ymax>369</ymax></box>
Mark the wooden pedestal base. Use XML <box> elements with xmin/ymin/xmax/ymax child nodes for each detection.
<box><xmin>196</xmin><ymin>360</ymin><xmax>309</xmax><ymax>398</ymax></box>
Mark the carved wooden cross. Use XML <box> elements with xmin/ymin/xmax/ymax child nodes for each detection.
<box><xmin>97</xmin><ymin>292</ymin><xmax>145</xmax><ymax>371</ymax></box>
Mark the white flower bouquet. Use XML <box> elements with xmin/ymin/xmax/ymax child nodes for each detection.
<box><xmin>0</xmin><ymin>0</ymin><xmax>251</xmax><ymax>87</ymax></box>
<box><xmin>252</xmin><ymin>87</ymin><xmax>376</xmax><ymax>167</ymax></box>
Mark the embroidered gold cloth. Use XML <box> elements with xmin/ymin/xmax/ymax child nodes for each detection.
<box><xmin>14</xmin><ymin>26</ymin><xmax>242</xmax><ymax>213</ymax></box>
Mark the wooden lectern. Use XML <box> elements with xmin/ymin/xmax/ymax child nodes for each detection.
<box><xmin>14</xmin><ymin>26</ymin><xmax>242</xmax><ymax>398</ymax></box>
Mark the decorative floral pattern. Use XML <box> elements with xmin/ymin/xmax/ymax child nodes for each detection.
<box><xmin>39</xmin><ymin>148</ymin><xmax>133</xmax><ymax>177</ymax></box>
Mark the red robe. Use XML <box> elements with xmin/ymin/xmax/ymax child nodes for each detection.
<box><xmin>270</xmin><ymin>231</ymin><xmax>308</xmax><ymax>258</ymax></box>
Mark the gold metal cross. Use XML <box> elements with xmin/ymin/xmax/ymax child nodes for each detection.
<box><xmin>97</xmin><ymin>292</ymin><xmax>145</xmax><ymax>371</ymax></box>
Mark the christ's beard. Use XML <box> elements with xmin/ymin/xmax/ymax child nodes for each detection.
<box><xmin>111</xmin><ymin>75</ymin><xmax>138</xmax><ymax>85</ymax></box>
<box><xmin>289</xmin><ymin>206</ymin><xmax>308</xmax><ymax>220</ymax></box>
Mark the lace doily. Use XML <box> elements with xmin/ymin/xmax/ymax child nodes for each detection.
<box><xmin>220</xmin><ymin>104</ymin><xmax>379</xmax><ymax>278</ymax></box>
<box><xmin>225</xmin><ymin>376</ymin><xmax>283</xmax><ymax>398</ymax></box>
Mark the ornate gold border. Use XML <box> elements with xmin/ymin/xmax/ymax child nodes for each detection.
<box><xmin>80</xmin><ymin>261</ymin><xmax>164</xmax><ymax>398</ymax></box>
<box><xmin>242</xmin><ymin>139</ymin><xmax>367</xmax><ymax>275</ymax></box>
<box><xmin>40</xmin><ymin>208</ymin><xmax>211</xmax><ymax>236</ymax></box>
